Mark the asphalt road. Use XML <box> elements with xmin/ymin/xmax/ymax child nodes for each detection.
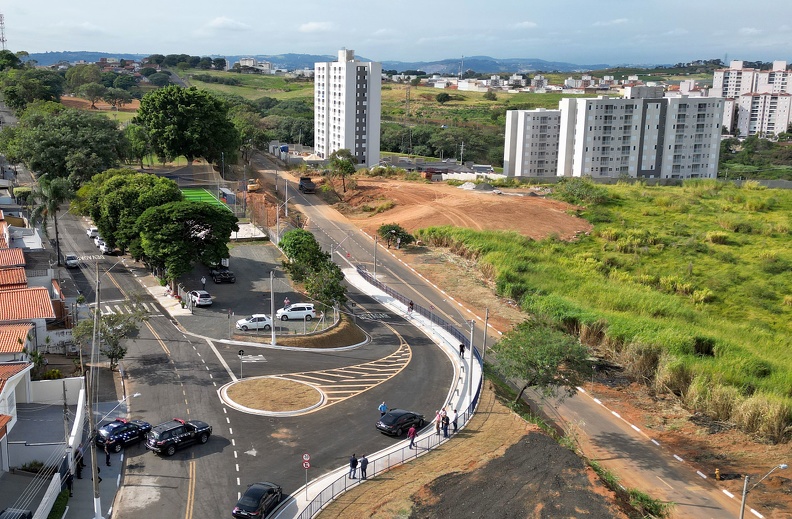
<box><xmin>57</xmin><ymin>209</ymin><xmax>452</xmax><ymax>519</ymax></box>
<box><xmin>250</xmin><ymin>159</ymin><xmax>741</xmax><ymax>519</ymax></box>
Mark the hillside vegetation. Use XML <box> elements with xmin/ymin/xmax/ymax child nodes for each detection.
<box><xmin>417</xmin><ymin>179</ymin><xmax>792</xmax><ymax>442</ymax></box>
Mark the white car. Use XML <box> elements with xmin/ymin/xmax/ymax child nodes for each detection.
<box><xmin>189</xmin><ymin>290</ymin><xmax>213</xmax><ymax>307</ymax></box>
<box><xmin>86</xmin><ymin>227</ymin><xmax>99</xmax><ymax>239</ymax></box>
<box><xmin>94</xmin><ymin>236</ymin><xmax>105</xmax><ymax>248</ymax></box>
<box><xmin>275</xmin><ymin>303</ymin><xmax>316</xmax><ymax>321</ymax></box>
<box><xmin>235</xmin><ymin>314</ymin><xmax>272</xmax><ymax>331</ymax></box>
<box><xmin>64</xmin><ymin>254</ymin><xmax>79</xmax><ymax>268</ymax></box>
<box><xmin>99</xmin><ymin>243</ymin><xmax>113</xmax><ymax>255</ymax></box>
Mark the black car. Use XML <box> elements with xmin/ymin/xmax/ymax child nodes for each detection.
<box><xmin>232</xmin><ymin>481</ymin><xmax>283</xmax><ymax>518</ymax></box>
<box><xmin>210</xmin><ymin>268</ymin><xmax>236</xmax><ymax>284</ymax></box>
<box><xmin>376</xmin><ymin>409</ymin><xmax>425</xmax><ymax>436</ymax></box>
<box><xmin>95</xmin><ymin>418</ymin><xmax>152</xmax><ymax>453</ymax></box>
<box><xmin>145</xmin><ymin>418</ymin><xmax>212</xmax><ymax>456</ymax></box>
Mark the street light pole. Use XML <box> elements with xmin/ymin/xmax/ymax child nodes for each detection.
<box><xmin>740</xmin><ymin>463</ymin><xmax>788</xmax><ymax>519</ymax></box>
<box><xmin>468</xmin><ymin>319</ymin><xmax>474</xmax><ymax>402</ymax></box>
<box><xmin>87</xmin><ymin>265</ymin><xmax>103</xmax><ymax>519</ymax></box>
<box><xmin>270</xmin><ymin>271</ymin><xmax>276</xmax><ymax>346</ymax></box>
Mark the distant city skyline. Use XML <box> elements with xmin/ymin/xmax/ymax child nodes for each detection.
<box><xmin>2</xmin><ymin>0</ymin><xmax>790</xmax><ymax>65</ymax></box>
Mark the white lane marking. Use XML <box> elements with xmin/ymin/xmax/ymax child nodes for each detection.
<box><xmin>673</xmin><ymin>454</ymin><xmax>684</xmax><ymax>462</ymax></box>
<box><xmin>226</xmin><ymin>417</ymin><xmax>230</xmax><ymax>424</ymax></box>
<box><xmin>696</xmin><ymin>471</ymin><xmax>707</xmax><ymax>479</ymax></box>
<box><xmin>576</xmin><ymin>386</ymin><xmax>586</xmax><ymax>393</ymax></box>
<box><xmin>750</xmin><ymin>508</ymin><xmax>764</xmax><ymax>518</ymax></box>
<box><xmin>229</xmin><ymin>428</ymin><xmax>233</xmax><ymax>435</ymax></box>
<box><xmin>235</xmin><ymin>464</ymin><xmax>239</xmax><ymax>472</ymax></box>
<box><xmin>651</xmin><ymin>439</ymin><xmax>660</xmax><ymax>446</ymax></box>
<box><xmin>656</xmin><ymin>476</ymin><xmax>673</xmax><ymax>490</ymax></box>
<box><xmin>593</xmin><ymin>398</ymin><xmax>603</xmax><ymax>405</ymax></box>
<box><xmin>611</xmin><ymin>411</ymin><xmax>621</xmax><ymax>418</ymax></box>
<box><xmin>723</xmin><ymin>490</ymin><xmax>735</xmax><ymax>498</ymax></box>
<box><xmin>232</xmin><ymin>439</ymin><xmax>235</xmax><ymax>446</ymax></box>
<box><xmin>630</xmin><ymin>424</ymin><xmax>641</xmax><ymax>432</ymax></box>
<box><xmin>234</xmin><ymin>451</ymin><xmax>238</xmax><ymax>459</ymax></box>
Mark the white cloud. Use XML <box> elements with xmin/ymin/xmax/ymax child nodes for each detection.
<box><xmin>299</xmin><ymin>22</ymin><xmax>333</xmax><ymax>33</ymax></box>
<box><xmin>54</xmin><ymin>21</ymin><xmax>108</xmax><ymax>36</ymax></box>
<box><xmin>514</xmin><ymin>21</ymin><xmax>538</xmax><ymax>29</ymax></box>
<box><xmin>664</xmin><ymin>28</ymin><xmax>689</xmax><ymax>36</ymax></box>
<box><xmin>738</xmin><ymin>27</ymin><xmax>761</xmax><ymax>36</ymax></box>
<box><xmin>372</xmin><ymin>28</ymin><xmax>397</xmax><ymax>37</ymax></box>
<box><xmin>206</xmin><ymin>17</ymin><xmax>251</xmax><ymax>31</ymax></box>
<box><xmin>593</xmin><ymin>18</ymin><xmax>628</xmax><ymax>27</ymax></box>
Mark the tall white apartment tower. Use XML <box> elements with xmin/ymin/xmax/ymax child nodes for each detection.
<box><xmin>502</xmin><ymin>109</ymin><xmax>561</xmax><ymax>177</ymax></box>
<box><xmin>314</xmin><ymin>49</ymin><xmax>382</xmax><ymax>166</ymax></box>
<box><xmin>557</xmin><ymin>96</ymin><xmax>723</xmax><ymax>179</ymax></box>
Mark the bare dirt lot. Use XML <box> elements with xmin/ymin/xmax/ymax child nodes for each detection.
<box><xmin>312</xmin><ymin>175</ymin><xmax>792</xmax><ymax>518</ymax></box>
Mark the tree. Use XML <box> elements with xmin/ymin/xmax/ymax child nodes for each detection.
<box><xmin>31</xmin><ymin>176</ymin><xmax>73</xmax><ymax>266</ymax></box>
<box><xmin>305</xmin><ymin>261</ymin><xmax>347</xmax><ymax>308</ymax></box>
<box><xmin>494</xmin><ymin>320</ymin><xmax>592</xmax><ymax>401</ymax></box>
<box><xmin>90</xmin><ymin>172</ymin><xmax>183</xmax><ymax>253</ymax></box>
<box><xmin>147</xmin><ymin>72</ymin><xmax>171</xmax><ymax>87</ymax></box>
<box><xmin>329</xmin><ymin>148</ymin><xmax>356</xmax><ymax>193</ymax></box>
<box><xmin>103</xmin><ymin>88</ymin><xmax>132</xmax><ymax>110</ymax></box>
<box><xmin>377</xmin><ymin>223</ymin><xmax>415</xmax><ymax>248</ymax></box>
<box><xmin>139</xmin><ymin>67</ymin><xmax>158</xmax><ymax>77</ymax></box>
<box><xmin>0</xmin><ymin>49</ymin><xmax>23</xmax><ymax>71</ymax></box>
<box><xmin>279</xmin><ymin>229</ymin><xmax>328</xmax><ymax>282</ymax></box>
<box><xmin>72</xmin><ymin>308</ymin><xmax>146</xmax><ymax>371</ymax></box>
<box><xmin>137</xmin><ymin>201</ymin><xmax>239</xmax><ymax>281</ymax></box>
<box><xmin>436</xmin><ymin>92</ymin><xmax>452</xmax><ymax>105</ymax></box>
<box><xmin>410</xmin><ymin>77</ymin><xmax>421</xmax><ymax>87</ymax></box>
<box><xmin>100</xmin><ymin>72</ymin><xmax>118</xmax><ymax>88</ymax></box>
<box><xmin>79</xmin><ymin>82</ymin><xmax>107</xmax><ymax>109</ymax></box>
<box><xmin>4</xmin><ymin>106</ymin><xmax>125</xmax><ymax>185</ymax></box>
<box><xmin>213</xmin><ymin>58</ymin><xmax>227</xmax><ymax>70</ymax></box>
<box><xmin>483</xmin><ymin>91</ymin><xmax>497</xmax><ymax>101</ymax></box>
<box><xmin>197</xmin><ymin>58</ymin><xmax>213</xmax><ymax>70</ymax></box>
<box><xmin>0</xmin><ymin>68</ymin><xmax>65</xmax><ymax>111</ymax></box>
<box><xmin>135</xmin><ymin>85</ymin><xmax>241</xmax><ymax>165</ymax></box>
<box><xmin>65</xmin><ymin>64</ymin><xmax>101</xmax><ymax>92</ymax></box>
<box><xmin>113</xmin><ymin>74</ymin><xmax>137</xmax><ymax>91</ymax></box>
<box><xmin>124</xmin><ymin>124</ymin><xmax>151</xmax><ymax>169</ymax></box>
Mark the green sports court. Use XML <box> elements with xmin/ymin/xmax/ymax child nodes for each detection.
<box><xmin>180</xmin><ymin>188</ymin><xmax>234</xmax><ymax>212</ymax></box>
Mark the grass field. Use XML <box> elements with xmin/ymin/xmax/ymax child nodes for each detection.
<box><xmin>173</xmin><ymin>68</ymin><xmax>315</xmax><ymax>101</ymax></box>
<box><xmin>416</xmin><ymin>180</ymin><xmax>792</xmax><ymax>441</ymax></box>
<box><xmin>180</xmin><ymin>188</ymin><xmax>232</xmax><ymax>211</ymax></box>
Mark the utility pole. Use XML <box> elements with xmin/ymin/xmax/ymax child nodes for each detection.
<box><xmin>270</xmin><ymin>271</ymin><xmax>276</xmax><ymax>346</ymax></box>
<box><xmin>284</xmin><ymin>179</ymin><xmax>289</xmax><ymax>217</ymax></box>
<box><xmin>460</xmin><ymin>141</ymin><xmax>465</xmax><ymax>165</ymax></box>
<box><xmin>481</xmin><ymin>308</ymin><xmax>489</xmax><ymax>364</ymax></box>
<box><xmin>63</xmin><ymin>380</ymin><xmax>70</xmax><ymax>469</ymax></box>
<box><xmin>373</xmin><ymin>235</ymin><xmax>378</xmax><ymax>278</ymax></box>
<box><xmin>468</xmin><ymin>320</ymin><xmax>475</xmax><ymax>402</ymax></box>
<box><xmin>87</xmin><ymin>264</ymin><xmax>104</xmax><ymax>519</ymax></box>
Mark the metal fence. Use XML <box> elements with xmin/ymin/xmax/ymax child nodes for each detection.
<box><xmin>294</xmin><ymin>267</ymin><xmax>483</xmax><ymax>519</ymax></box>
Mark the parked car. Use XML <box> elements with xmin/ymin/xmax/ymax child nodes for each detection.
<box><xmin>236</xmin><ymin>314</ymin><xmax>272</xmax><ymax>331</ymax></box>
<box><xmin>64</xmin><ymin>254</ymin><xmax>80</xmax><ymax>268</ymax></box>
<box><xmin>86</xmin><ymin>227</ymin><xmax>99</xmax><ymax>239</ymax></box>
<box><xmin>376</xmin><ymin>409</ymin><xmax>425</xmax><ymax>436</ymax></box>
<box><xmin>145</xmin><ymin>418</ymin><xmax>212</xmax><ymax>456</ymax></box>
<box><xmin>0</xmin><ymin>508</ymin><xmax>33</xmax><ymax>519</ymax></box>
<box><xmin>95</xmin><ymin>418</ymin><xmax>152</xmax><ymax>452</ymax></box>
<box><xmin>99</xmin><ymin>243</ymin><xmax>114</xmax><ymax>255</ymax></box>
<box><xmin>94</xmin><ymin>236</ymin><xmax>105</xmax><ymax>248</ymax></box>
<box><xmin>189</xmin><ymin>290</ymin><xmax>213</xmax><ymax>306</ymax></box>
<box><xmin>210</xmin><ymin>267</ymin><xmax>236</xmax><ymax>283</ymax></box>
<box><xmin>232</xmin><ymin>481</ymin><xmax>283</xmax><ymax>518</ymax></box>
<box><xmin>275</xmin><ymin>303</ymin><xmax>316</xmax><ymax>321</ymax></box>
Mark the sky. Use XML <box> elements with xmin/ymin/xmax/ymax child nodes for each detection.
<box><xmin>3</xmin><ymin>0</ymin><xmax>791</xmax><ymax>66</ymax></box>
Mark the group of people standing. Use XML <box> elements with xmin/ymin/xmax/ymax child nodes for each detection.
<box><xmin>433</xmin><ymin>407</ymin><xmax>458</xmax><ymax>438</ymax></box>
<box><xmin>348</xmin><ymin>453</ymin><xmax>369</xmax><ymax>480</ymax></box>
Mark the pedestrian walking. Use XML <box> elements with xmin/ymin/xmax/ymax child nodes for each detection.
<box><xmin>434</xmin><ymin>411</ymin><xmax>442</xmax><ymax>435</ymax></box>
<box><xmin>378</xmin><ymin>401</ymin><xmax>388</xmax><ymax>417</ymax></box>
<box><xmin>441</xmin><ymin>414</ymin><xmax>450</xmax><ymax>438</ymax></box>
<box><xmin>408</xmin><ymin>300</ymin><xmax>414</xmax><ymax>314</ymax></box>
<box><xmin>105</xmin><ymin>444</ymin><xmax>111</xmax><ymax>466</ymax></box>
<box><xmin>77</xmin><ymin>443</ymin><xmax>86</xmax><ymax>467</ymax></box>
<box><xmin>358</xmin><ymin>455</ymin><xmax>369</xmax><ymax>480</ymax></box>
<box><xmin>396</xmin><ymin>237</ymin><xmax>401</xmax><ymax>249</ymax></box>
<box><xmin>201</xmin><ymin>276</ymin><xmax>206</xmax><ymax>289</ymax></box>
<box><xmin>348</xmin><ymin>454</ymin><xmax>358</xmax><ymax>479</ymax></box>
<box><xmin>65</xmin><ymin>470</ymin><xmax>74</xmax><ymax>497</ymax></box>
<box><xmin>451</xmin><ymin>409</ymin><xmax>459</xmax><ymax>433</ymax></box>
<box><xmin>407</xmin><ymin>425</ymin><xmax>417</xmax><ymax>449</ymax></box>
<box><xmin>459</xmin><ymin>343</ymin><xmax>466</xmax><ymax>358</ymax></box>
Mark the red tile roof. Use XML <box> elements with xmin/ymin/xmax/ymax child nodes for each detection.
<box><xmin>0</xmin><ymin>362</ymin><xmax>32</xmax><ymax>394</ymax></box>
<box><xmin>0</xmin><ymin>323</ymin><xmax>33</xmax><ymax>353</ymax></box>
<box><xmin>0</xmin><ymin>287</ymin><xmax>55</xmax><ymax>321</ymax></box>
<box><xmin>0</xmin><ymin>414</ymin><xmax>11</xmax><ymax>440</ymax></box>
<box><xmin>0</xmin><ymin>249</ymin><xmax>25</xmax><ymax>268</ymax></box>
<box><xmin>0</xmin><ymin>267</ymin><xmax>27</xmax><ymax>290</ymax></box>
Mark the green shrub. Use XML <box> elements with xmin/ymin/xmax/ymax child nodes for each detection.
<box><xmin>552</xmin><ymin>177</ymin><xmax>610</xmax><ymax>205</ymax></box>
<box><xmin>705</xmin><ymin>231</ymin><xmax>729</xmax><ymax>244</ymax></box>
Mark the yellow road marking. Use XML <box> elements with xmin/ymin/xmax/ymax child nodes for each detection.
<box><xmin>106</xmin><ymin>272</ymin><xmax>128</xmax><ymax>299</ymax></box>
<box><xmin>184</xmin><ymin>459</ymin><xmax>195</xmax><ymax>519</ymax></box>
<box><xmin>144</xmin><ymin>320</ymin><xmax>171</xmax><ymax>356</ymax></box>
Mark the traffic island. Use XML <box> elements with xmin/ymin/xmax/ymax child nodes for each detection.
<box><xmin>221</xmin><ymin>377</ymin><xmax>324</xmax><ymax>416</ymax></box>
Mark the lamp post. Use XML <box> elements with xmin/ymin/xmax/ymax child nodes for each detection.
<box><xmin>739</xmin><ymin>463</ymin><xmax>788</xmax><ymax>519</ymax></box>
<box><xmin>275</xmin><ymin>197</ymin><xmax>292</xmax><ymax>244</ymax></box>
<box><xmin>387</xmin><ymin>229</ymin><xmax>396</xmax><ymax>248</ymax></box>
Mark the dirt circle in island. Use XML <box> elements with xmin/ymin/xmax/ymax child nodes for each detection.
<box><xmin>226</xmin><ymin>377</ymin><xmax>321</xmax><ymax>412</ymax></box>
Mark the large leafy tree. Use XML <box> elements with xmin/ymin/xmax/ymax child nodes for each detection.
<box><xmin>0</xmin><ymin>49</ymin><xmax>23</xmax><ymax>71</ymax></box>
<box><xmin>135</xmin><ymin>85</ymin><xmax>241</xmax><ymax>164</ymax></box>
<box><xmin>89</xmin><ymin>172</ymin><xmax>183</xmax><ymax>253</ymax></box>
<box><xmin>65</xmin><ymin>64</ymin><xmax>101</xmax><ymax>92</ymax></box>
<box><xmin>138</xmin><ymin>201</ymin><xmax>239</xmax><ymax>281</ymax></box>
<box><xmin>72</xmin><ymin>307</ymin><xmax>146</xmax><ymax>371</ymax></box>
<box><xmin>305</xmin><ymin>261</ymin><xmax>347</xmax><ymax>308</ymax></box>
<box><xmin>79</xmin><ymin>82</ymin><xmax>106</xmax><ymax>109</ymax></box>
<box><xmin>123</xmin><ymin>124</ymin><xmax>151</xmax><ymax>169</ymax></box>
<box><xmin>103</xmin><ymin>87</ymin><xmax>132</xmax><ymax>110</ymax></box>
<box><xmin>279</xmin><ymin>229</ymin><xmax>329</xmax><ymax>281</ymax></box>
<box><xmin>31</xmin><ymin>176</ymin><xmax>73</xmax><ymax>266</ymax></box>
<box><xmin>3</xmin><ymin>106</ymin><xmax>125</xmax><ymax>185</ymax></box>
<box><xmin>0</xmin><ymin>68</ymin><xmax>65</xmax><ymax>112</ymax></box>
<box><xmin>494</xmin><ymin>320</ymin><xmax>592</xmax><ymax>401</ymax></box>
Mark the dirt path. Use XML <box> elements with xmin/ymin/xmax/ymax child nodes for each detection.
<box><xmin>319</xmin><ymin>382</ymin><xmax>628</xmax><ymax>519</ymax></box>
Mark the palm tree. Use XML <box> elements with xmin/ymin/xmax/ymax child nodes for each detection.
<box><xmin>31</xmin><ymin>176</ymin><xmax>73</xmax><ymax>266</ymax></box>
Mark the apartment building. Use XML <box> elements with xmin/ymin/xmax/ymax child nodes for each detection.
<box><xmin>713</xmin><ymin>60</ymin><xmax>792</xmax><ymax>136</ymax></box>
<box><xmin>314</xmin><ymin>49</ymin><xmax>381</xmax><ymax>166</ymax></box>
<box><xmin>504</xmin><ymin>95</ymin><xmax>723</xmax><ymax>180</ymax></box>
<box><xmin>502</xmin><ymin>109</ymin><xmax>561</xmax><ymax>177</ymax></box>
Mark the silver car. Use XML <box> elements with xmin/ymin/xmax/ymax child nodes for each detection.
<box><xmin>275</xmin><ymin>303</ymin><xmax>316</xmax><ymax>321</ymax></box>
<box><xmin>189</xmin><ymin>290</ymin><xmax>213</xmax><ymax>307</ymax></box>
<box><xmin>235</xmin><ymin>314</ymin><xmax>273</xmax><ymax>331</ymax></box>
<box><xmin>64</xmin><ymin>254</ymin><xmax>79</xmax><ymax>268</ymax></box>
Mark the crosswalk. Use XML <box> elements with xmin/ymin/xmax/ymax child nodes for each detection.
<box><xmin>91</xmin><ymin>300</ymin><xmax>162</xmax><ymax>317</ymax></box>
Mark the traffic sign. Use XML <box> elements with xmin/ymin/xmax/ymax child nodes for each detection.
<box><xmin>302</xmin><ymin>461</ymin><xmax>310</xmax><ymax>469</ymax></box>
<box><xmin>238</xmin><ymin>349</ymin><xmax>244</xmax><ymax>357</ymax></box>
<box><xmin>302</xmin><ymin>453</ymin><xmax>310</xmax><ymax>461</ymax></box>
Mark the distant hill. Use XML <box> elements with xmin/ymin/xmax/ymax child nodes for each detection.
<box><xmin>28</xmin><ymin>51</ymin><xmax>615</xmax><ymax>73</ymax></box>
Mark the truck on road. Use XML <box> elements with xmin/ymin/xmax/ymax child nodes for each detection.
<box><xmin>299</xmin><ymin>177</ymin><xmax>316</xmax><ymax>194</ymax></box>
